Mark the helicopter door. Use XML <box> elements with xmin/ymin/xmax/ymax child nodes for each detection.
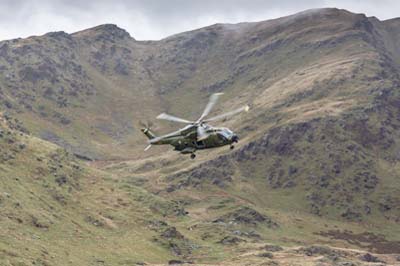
<box><xmin>196</xmin><ymin>140</ymin><xmax>206</xmax><ymax>148</ymax></box>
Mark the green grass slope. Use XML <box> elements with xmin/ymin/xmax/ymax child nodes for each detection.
<box><xmin>1</xmin><ymin>7</ymin><xmax>400</xmax><ymax>265</ymax></box>
<box><xmin>0</xmin><ymin>114</ymin><xmax>212</xmax><ymax>265</ymax></box>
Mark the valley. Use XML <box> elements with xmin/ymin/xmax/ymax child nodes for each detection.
<box><xmin>0</xmin><ymin>8</ymin><xmax>400</xmax><ymax>266</ymax></box>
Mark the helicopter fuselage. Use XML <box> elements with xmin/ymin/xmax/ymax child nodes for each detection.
<box><xmin>150</xmin><ymin>124</ymin><xmax>238</xmax><ymax>154</ymax></box>
<box><xmin>141</xmin><ymin>92</ymin><xmax>248</xmax><ymax>158</ymax></box>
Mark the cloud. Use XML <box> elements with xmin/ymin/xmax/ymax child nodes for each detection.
<box><xmin>0</xmin><ymin>0</ymin><xmax>398</xmax><ymax>41</ymax></box>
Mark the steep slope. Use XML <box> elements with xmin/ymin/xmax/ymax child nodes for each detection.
<box><xmin>156</xmin><ymin>6</ymin><xmax>400</xmax><ymax>241</ymax></box>
<box><xmin>0</xmin><ymin>114</ymin><xmax>212</xmax><ymax>265</ymax></box>
<box><xmin>1</xmin><ymin>7</ymin><xmax>400</xmax><ymax>265</ymax></box>
<box><xmin>1</xmin><ymin>24</ymin><xmax>183</xmax><ymax>159</ymax></box>
<box><xmin>1</xmin><ymin>8</ymin><xmax>396</xmax><ymax>159</ymax></box>
<box><xmin>98</xmin><ymin>7</ymin><xmax>400</xmax><ymax>257</ymax></box>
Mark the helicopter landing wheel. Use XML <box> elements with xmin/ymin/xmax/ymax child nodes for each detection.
<box><xmin>230</xmin><ymin>145</ymin><xmax>235</xmax><ymax>150</ymax></box>
<box><xmin>190</xmin><ymin>153</ymin><xmax>196</xmax><ymax>159</ymax></box>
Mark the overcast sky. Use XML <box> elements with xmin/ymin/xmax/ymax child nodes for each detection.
<box><xmin>0</xmin><ymin>0</ymin><xmax>399</xmax><ymax>41</ymax></box>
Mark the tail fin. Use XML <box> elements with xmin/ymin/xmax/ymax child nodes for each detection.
<box><xmin>141</xmin><ymin>127</ymin><xmax>156</xmax><ymax>140</ymax></box>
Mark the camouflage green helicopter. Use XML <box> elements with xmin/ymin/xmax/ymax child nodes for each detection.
<box><xmin>141</xmin><ymin>93</ymin><xmax>249</xmax><ymax>159</ymax></box>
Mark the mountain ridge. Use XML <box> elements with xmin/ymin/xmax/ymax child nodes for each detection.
<box><xmin>4</xmin><ymin>8</ymin><xmax>399</xmax><ymax>42</ymax></box>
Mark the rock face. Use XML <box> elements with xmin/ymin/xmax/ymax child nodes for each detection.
<box><xmin>213</xmin><ymin>206</ymin><xmax>279</xmax><ymax>228</ymax></box>
<box><xmin>359</xmin><ymin>253</ymin><xmax>383</xmax><ymax>263</ymax></box>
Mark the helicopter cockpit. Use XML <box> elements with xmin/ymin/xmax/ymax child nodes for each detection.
<box><xmin>216</xmin><ymin>127</ymin><xmax>238</xmax><ymax>142</ymax></box>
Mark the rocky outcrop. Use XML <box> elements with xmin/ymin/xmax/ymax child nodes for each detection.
<box><xmin>213</xmin><ymin>206</ymin><xmax>278</xmax><ymax>228</ymax></box>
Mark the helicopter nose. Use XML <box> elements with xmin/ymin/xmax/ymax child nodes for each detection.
<box><xmin>231</xmin><ymin>134</ymin><xmax>239</xmax><ymax>143</ymax></box>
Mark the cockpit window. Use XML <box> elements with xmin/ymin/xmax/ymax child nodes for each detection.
<box><xmin>219</xmin><ymin>128</ymin><xmax>233</xmax><ymax>139</ymax></box>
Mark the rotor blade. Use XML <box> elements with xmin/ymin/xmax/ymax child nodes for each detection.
<box><xmin>197</xmin><ymin>125</ymin><xmax>208</xmax><ymax>141</ymax></box>
<box><xmin>150</xmin><ymin>128</ymin><xmax>187</xmax><ymax>144</ymax></box>
<box><xmin>197</xmin><ymin>93</ymin><xmax>224</xmax><ymax>122</ymax></box>
<box><xmin>144</xmin><ymin>144</ymin><xmax>152</xmax><ymax>151</ymax></box>
<box><xmin>156</xmin><ymin>113</ymin><xmax>194</xmax><ymax>124</ymax></box>
<box><xmin>203</xmin><ymin>105</ymin><xmax>250</xmax><ymax>122</ymax></box>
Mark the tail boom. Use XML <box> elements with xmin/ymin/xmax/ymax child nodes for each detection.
<box><xmin>141</xmin><ymin>128</ymin><xmax>156</xmax><ymax>140</ymax></box>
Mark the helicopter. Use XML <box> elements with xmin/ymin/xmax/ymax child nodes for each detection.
<box><xmin>141</xmin><ymin>93</ymin><xmax>249</xmax><ymax>159</ymax></box>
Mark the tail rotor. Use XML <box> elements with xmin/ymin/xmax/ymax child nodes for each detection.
<box><xmin>139</xmin><ymin>120</ymin><xmax>156</xmax><ymax>151</ymax></box>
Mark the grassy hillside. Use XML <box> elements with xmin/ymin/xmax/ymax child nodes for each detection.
<box><xmin>1</xmin><ymin>7</ymin><xmax>400</xmax><ymax>265</ymax></box>
<box><xmin>0</xmin><ymin>114</ymin><xmax>198</xmax><ymax>265</ymax></box>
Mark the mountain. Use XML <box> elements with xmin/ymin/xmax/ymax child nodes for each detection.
<box><xmin>1</xmin><ymin>8</ymin><xmax>400</xmax><ymax>265</ymax></box>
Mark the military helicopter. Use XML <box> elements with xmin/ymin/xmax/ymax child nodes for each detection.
<box><xmin>141</xmin><ymin>93</ymin><xmax>249</xmax><ymax>159</ymax></box>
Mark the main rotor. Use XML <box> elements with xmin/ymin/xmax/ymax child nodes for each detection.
<box><xmin>156</xmin><ymin>93</ymin><xmax>249</xmax><ymax>141</ymax></box>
